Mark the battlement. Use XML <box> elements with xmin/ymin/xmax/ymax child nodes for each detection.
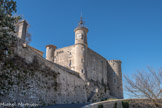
<box><xmin>108</xmin><ymin>60</ymin><xmax>122</xmax><ymax>63</ymax></box>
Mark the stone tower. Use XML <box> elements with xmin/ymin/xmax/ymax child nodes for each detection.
<box><xmin>16</xmin><ymin>20</ymin><xmax>28</xmax><ymax>42</ymax></box>
<box><xmin>46</xmin><ymin>45</ymin><xmax>56</xmax><ymax>62</ymax></box>
<box><xmin>74</xmin><ymin>17</ymin><xmax>88</xmax><ymax>81</ymax></box>
<box><xmin>108</xmin><ymin>60</ymin><xmax>123</xmax><ymax>99</ymax></box>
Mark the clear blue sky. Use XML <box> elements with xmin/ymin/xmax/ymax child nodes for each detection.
<box><xmin>15</xmin><ymin>0</ymin><xmax>162</xmax><ymax>98</ymax></box>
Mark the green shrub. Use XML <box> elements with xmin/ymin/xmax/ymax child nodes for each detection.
<box><xmin>113</xmin><ymin>102</ymin><xmax>117</xmax><ymax>108</ymax></box>
<box><xmin>122</xmin><ymin>100</ymin><xmax>129</xmax><ymax>108</ymax></box>
<box><xmin>98</xmin><ymin>104</ymin><xmax>103</xmax><ymax>108</ymax></box>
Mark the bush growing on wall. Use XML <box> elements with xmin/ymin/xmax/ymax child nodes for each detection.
<box><xmin>0</xmin><ymin>0</ymin><xmax>20</xmax><ymax>60</ymax></box>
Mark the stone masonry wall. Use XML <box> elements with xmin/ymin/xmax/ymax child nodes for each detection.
<box><xmin>0</xmin><ymin>40</ymin><xmax>87</xmax><ymax>106</ymax></box>
<box><xmin>85</xmin><ymin>48</ymin><xmax>111</xmax><ymax>102</ymax></box>
<box><xmin>83</xmin><ymin>99</ymin><xmax>162</xmax><ymax>108</ymax></box>
<box><xmin>53</xmin><ymin>45</ymin><xmax>112</xmax><ymax>103</ymax></box>
<box><xmin>86</xmin><ymin>48</ymin><xmax>108</xmax><ymax>85</ymax></box>
<box><xmin>107</xmin><ymin>60</ymin><xmax>123</xmax><ymax>99</ymax></box>
<box><xmin>54</xmin><ymin>45</ymin><xmax>75</xmax><ymax>71</ymax></box>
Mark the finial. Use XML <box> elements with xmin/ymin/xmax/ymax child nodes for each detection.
<box><xmin>80</xmin><ymin>11</ymin><xmax>82</xmax><ymax>18</ymax></box>
<box><xmin>78</xmin><ymin>12</ymin><xmax>84</xmax><ymax>27</ymax></box>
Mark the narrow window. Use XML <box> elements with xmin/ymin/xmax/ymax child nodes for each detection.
<box><xmin>113</xmin><ymin>72</ymin><xmax>116</xmax><ymax>77</ymax></box>
<box><xmin>81</xmin><ymin>69</ymin><xmax>85</xmax><ymax>73</ymax></box>
<box><xmin>81</xmin><ymin>35</ymin><xmax>83</xmax><ymax>39</ymax></box>
<box><xmin>69</xmin><ymin>52</ymin><xmax>72</xmax><ymax>58</ymax></box>
<box><xmin>81</xmin><ymin>59</ymin><xmax>84</xmax><ymax>63</ymax></box>
<box><xmin>69</xmin><ymin>60</ymin><xmax>71</xmax><ymax>67</ymax></box>
<box><xmin>114</xmin><ymin>79</ymin><xmax>117</xmax><ymax>84</ymax></box>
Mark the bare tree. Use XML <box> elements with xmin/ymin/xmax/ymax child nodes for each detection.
<box><xmin>25</xmin><ymin>32</ymin><xmax>31</xmax><ymax>44</ymax></box>
<box><xmin>24</xmin><ymin>22</ymin><xmax>31</xmax><ymax>44</ymax></box>
<box><xmin>124</xmin><ymin>67</ymin><xmax>162</xmax><ymax>107</ymax></box>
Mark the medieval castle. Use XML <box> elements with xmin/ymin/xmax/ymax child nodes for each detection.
<box><xmin>12</xmin><ymin>17</ymin><xmax>123</xmax><ymax>104</ymax></box>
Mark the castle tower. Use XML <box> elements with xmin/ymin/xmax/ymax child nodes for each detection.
<box><xmin>108</xmin><ymin>60</ymin><xmax>123</xmax><ymax>99</ymax></box>
<box><xmin>16</xmin><ymin>20</ymin><xmax>28</xmax><ymax>42</ymax></box>
<box><xmin>46</xmin><ymin>45</ymin><xmax>56</xmax><ymax>62</ymax></box>
<box><xmin>74</xmin><ymin>17</ymin><xmax>88</xmax><ymax>81</ymax></box>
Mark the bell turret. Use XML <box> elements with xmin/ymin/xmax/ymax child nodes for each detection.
<box><xmin>74</xmin><ymin>16</ymin><xmax>88</xmax><ymax>81</ymax></box>
<box><xmin>74</xmin><ymin>16</ymin><xmax>88</xmax><ymax>45</ymax></box>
